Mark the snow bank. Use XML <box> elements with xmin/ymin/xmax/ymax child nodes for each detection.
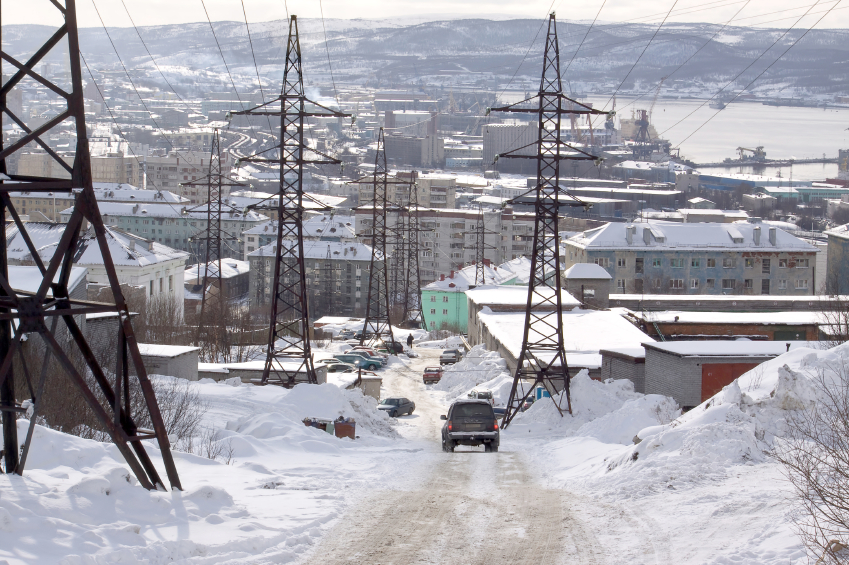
<box><xmin>431</xmin><ymin>344</ymin><xmax>513</xmax><ymax>403</ymax></box>
<box><xmin>416</xmin><ymin>335</ymin><xmax>465</xmax><ymax>349</ymax></box>
<box><xmin>507</xmin><ymin>371</ymin><xmax>680</xmax><ymax>444</ymax></box>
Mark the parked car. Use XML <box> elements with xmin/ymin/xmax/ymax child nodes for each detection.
<box><xmin>467</xmin><ymin>389</ymin><xmax>494</xmax><ymax>405</ymax></box>
<box><xmin>316</xmin><ymin>358</ymin><xmax>344</xmax><ymax>365</ymax></box>
<box><xmin>440</xmin><ymin>349</ymin><xmax>463</xmax><ymax>365</ymax></box>
<box><xmin>440</xmin><ymin>399</ymin><xmax>499</xmax><ymax>452</ymax></box>
<box><xmin>378</xmin><ymin>397</ymin><xmax>415</xmax><ymax>417</ymax></box>
<box><xmin>382</xmin><ymin>340</ymin><xmax>405</xmax><ymax>354</ymax></box>
<box><xmin>325</xmin><ymin>363</ymin><xmax>356</xmax><ymax>374</ymax></box>
<box><xmin>422</xmin><ymin>366</ymin><xmax>444</xmax><ymax>385</ymax></box>
<box><xmin>337</xmin><ymin>329</ymin><xmax>356</xmax><ymax>339</ymax></box>
<box><xmin>493</xmin><ymin>406</ymin><xmax>506</xmax><ymax>419</ymax></box>
<box><xmin>335</xmin><ymin>353</ymin><xmax>382</xmax><ymax>371</ymax></box>
<box><xmin>347</xmin><ymin>346</ymin><xmax>388</xmax><ymax>361</ymax></box>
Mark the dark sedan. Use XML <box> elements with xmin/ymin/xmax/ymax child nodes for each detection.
<box><xmin>378</xmin><ymin>397</ymin><xmax>415</xmax><ymax>417</ymax></box>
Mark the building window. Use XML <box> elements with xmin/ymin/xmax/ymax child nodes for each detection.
<box><xmin>796</xmin><ymin>279</ymin><xmax>809</xmax><ymax>290</ymax></box>
<box><xmin>779</xmin><ymin>258</ymin><xmax>788</xmax><ymax>268</ymax></box>
<box><xmin>159</xmin><ymin>278</ymin><xmax>164</xmax><ymax>293</ymax></box>
<box><xmin>779</xmin><ymin>279</ymin><xmax>787</xmax><ymax>289</ymax></box>
<box><xmin>442</xmin><ymin>309</ymin><xmax>448</xmax><ymax>315</ymax></box>
<box><xmin>670</xmin><ymin>259</ymin><xmax>684</xmax><ymax>268</ymax></box>
<box><xmin>670</xmin><ymin>279</ymin><xmax>684</xmax><ymax>289</ymax></box>
<box><xmin>691</xmin><ymin>279</ymin><xmax>699</xmax><ymax>289</ymax></box>
<box><xmin>706</xmin><ymin>278</ymin><xmax>715</xmax><ymax>288</ymax></box>
<box><xmin>430</xmin><ymin>309</ymin><xmax>436</xmax><ymax>314</ymax></box>
<box><xmin>722</xmin><ymin>258</ymin><xmax>736</xmax><ymax>268</ymax></box>
<box><xmin>796</xmin><ymin>259</ymin><xmax>809</xmax><ymax>268</ymax></box>
<box><xmin>722</xmin><ymin>279</ymin><xmax>735</xmax><ymax>290</ymax></box>
<box><xmin>441</xmin><ymin>296</ymin><xmax>448</xmax><ymax>302</ymax></box>
<box><xmin>652</xmin><ymin>278</ymin><xmax>661</xmax><ymax>289</ymax></box>
<box><xmin>149</xmin><ymin>280</ymin><xmax>154</xmax><ymax>296</ymax></box>
<box><xmin>744</xmin><ymin>279</ymin><xmax>753</xmax><ymax>290</ymax></box>
<box><xmin>652</xmin><ymin>258</ymin><xmax>661</xmax><ymax>268</ymax></box>
<box><xmin>635</xmin><ymin>258</ymin><xmax>644</xmax><ymax>274</ymax></box>
<box><xmin>761</xmin><ymin>279</ymin><xmax>770</xmax><ymax>294</ymax></box>
<box><xmin>593</xmin><ymin>258</ymin><xmax>609</xmax><ymax>268</ymax></box>
<box><xmin>430</xmin><ymin>295</ymin><xmax>436</xmax><ymax>302</ymax></box>
<box><xmin>762</xmin><ymin>259</ymin><xmax>771</xmax><ymax>274</ymax></box>
<box><xmin>691</xmin><ymin>258</ymin><xmax>700</xmax><ymax>268</ymax></box>
<box><xmin>616</xmin><ymin>279</ymin><xmax>625</xmax><ymax>290</ymax></box>
<box><xmin>430</xmin><ymin>321</ymin><xmax>436</xmax><ymax>329</ymax></box>
<box><xmin>169</xmin><ymin>275</ymin><xmax>173</xmax><ymax>292</ymax></box>
<box><xmin>707</xmin><ymin>258</ymin><xmax>716</xmax><ymax>268</ymax></box>
<box><xmin>617</xmin><ymin>258</ymin><xmax>626</xmax><ymax>267</ymax></box>
<box><xmin>745</xmin><ymin>258</ymin><xmax>754</xmax><ymax>269</ymax></box>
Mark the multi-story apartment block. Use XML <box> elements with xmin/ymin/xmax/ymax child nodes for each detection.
<box><xmin>355</xmin><ymin>205</ymin><xmax>537</xmax><ymax>285</ymax></box>
<box><xmin>482</xmin><ymin>121</ymin><xmax>537</xmax><ymax>174</ymax></box>
<box><xmin>247</xmin><ymin>240</ymin><xmax>376</xmax><ymax>318</ymax></box>
<box><xmin>9</xmin><ymin>184</ymin><xmax>187</xmax><ymax>222</ymax></box>
<box><xmin>825</xmin><ymin>223</ymin><xmax>849</xmax><ymax>294</ymax></box>
<box><xmin>357</xmin><ymin>171</ymin><xmax>457</xmax><ymax>209</ymax></box>
<box><xmin>562</xmin><ymin>221</ymin><xmax>819</xmax><ymax>295</ymax></box>
<box><xmin>60</xmin><ymin>201</ymin><xmax>267</xmax><ymax>259</ymax></box>
<box><xmin>242</xmin><ymin>214</ymin><xmax>356</xmax><ymax>258</ymax></box>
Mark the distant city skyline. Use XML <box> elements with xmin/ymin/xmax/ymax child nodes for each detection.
<box><xmin>7</xmin><ymin>0</ymin><xmax>847</xmax><ymax>29</ymax></box>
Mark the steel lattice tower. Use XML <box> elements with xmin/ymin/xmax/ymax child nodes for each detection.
<box><xmin>400</xmin><ymin>178</ymin><xmax>424</xmax><ymax>326</ymax></box>
<box><xmin>317</xmin><ymin>244</ymin><xmax>338</xmax><ymax>318</ymax></box>
<box><xmin>358</xmin><ymin>129</ymin><xmax>395</xmax><ymax>347</ymax></box>
<box><xmin>232</xmin><ymin>15</ymin><xmax>349</xmax><ymax>386</ymax></box>
<box><xmin>491</xmin><ymin>13</ymin><xmax>609</xmax><ymax>428</ymax></box>
<box><xmin>181</xmin><ymin>129</ymin><xmax>244</xmax><ymax>360</ymax></box>
<box><xmin>0</xmin><ymin>0</ymin><xmax>181</xmax><ymax>490</ymax></box>
<box><xmin>470</xmin><ymin>203</ymin><xmax>498</xmax><ymax>287</ymax></box>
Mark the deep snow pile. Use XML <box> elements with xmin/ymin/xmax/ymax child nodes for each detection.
<box><xmin>431</xmin><ymin>344</ymin><xmax>514</xmax><ymax>403</ymax></box>
<box><xmin>416</xmin><ymin>335</ymin><xmax>465</xmax><ymax>349</ymax></box>
<box><xmin>507</xmin><ymin>371</ymin><xmax>681</xmax><ymax>445</ymax></box>
<box><xmin>0</xmin><ymin>377</ymin><xmax>411</xmax><ymax>564</ymax></box>
<box><xmin>315</xmin><ymin>319</ymin><xmax>428</xmax><ymax>343</ymax></box>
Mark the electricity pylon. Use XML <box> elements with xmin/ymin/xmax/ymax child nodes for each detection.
<box><xmin>491</xmin><ymin>13</ymin><xmax>608</xmax><ymax>428</ymax></box>
<box><xmin>232</xmin><ymin>15</ymin><xmax>350</xmax><ymax>386</ymax></box>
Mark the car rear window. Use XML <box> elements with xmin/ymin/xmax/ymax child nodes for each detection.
<box><xmin>425</xmin><ymin>367</ymin><xmax>441</xmax><ymax>372</ymax></box>
<box><xmin>452</xmin><ymin>403</ymin><xmax>494</xmax><ymax>418</ymax></box>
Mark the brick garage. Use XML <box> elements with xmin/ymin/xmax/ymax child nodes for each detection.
<box><xmin>630</xmin><ymin>311</ymin><xmax>821</xmax><ymax>341</ymax></box>
<box><xmin>643</xmin><ymin>341</ymin><xmax>803</xmax><ymax>410</ymax></box>
<box><xmin>599</xmin><ymin>347</ymin><xmax>646</xmax><ymax>393</ymax></box>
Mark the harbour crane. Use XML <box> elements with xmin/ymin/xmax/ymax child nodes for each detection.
<box><xmin>737</xmin><ymin>146</ymin><xmax>767</xmax><ymax>162</ymax></box>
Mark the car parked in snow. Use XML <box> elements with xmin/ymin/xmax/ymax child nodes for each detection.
<box><xmin>467</xmin><ymin>390</ymin><xmax>494</xmax><ymax>405</ymax></box>
<box><xmin>439</xmin><ymin>349</ymin><xmax>463</xmax><ymax>365</ymax></box>
<box><xmin>440</xmin><ymin>399</ymin><xmax>499</xmax><ymax>452</ymax></box>
<box><xmin>335</xmin><ymin>353</ymin><xmax>382</xmax><ymax>371</ymax></box>
<box><xmin>422</xmin><ymin>366</ymin><xmax>444</xmax><ymax>385</ymax></box>
<box><xmin>325</xmin><ymin>363</ymin><xmax>356</xmax><ymax>374</ymax></box>
<box><xmin>378</xmin><ymin>397</ymin><xmax>415</xmax><ymax>417</ymax></box>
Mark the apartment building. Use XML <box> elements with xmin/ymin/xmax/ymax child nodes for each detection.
<box><xmin>385</xmin><ymin>134</ymin><xmax>444</xmax><ymax>168</ymax></box>
<box><xmin>60</xmin><ymin>201</ymin><xmax>267</xmax><ymax>260</ymax></box>
<box><xmin>358</xmin><ymin>171</ymin><xmax>457</xmax><ymax>209</ymax></box>
<box><xmin>482</xmin><ymin>121</ymin><xmax>537</xmax><ymax>174</ymax></box>
<box><xmin>355</xmin><ymin>205</ymin><xmax>537</xmax><ymax>285</ymax></box>
<box><xmin>562</xmin><ymin>221</ymin><xmax>819</xmax><ymax>295</ymax></box>
<box><xmin>247</xmin><ymin>240</ymin><xmax>376</xmax><ymax>318</ymax></box>
<box><xmin>242</xmin><ymin>214</ymin><xmax>356</xmax><ymax>258</ymax></box>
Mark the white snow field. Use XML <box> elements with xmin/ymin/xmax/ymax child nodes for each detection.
<box><xmin>0</xmin><ymin>342</ymin><xmax>844</xmax><ymax>563</ymax></box>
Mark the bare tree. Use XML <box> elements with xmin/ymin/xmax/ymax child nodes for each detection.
<box><xmin>818</xmin><ymin>296</ymin><xmax>849</xmax><ymax>349</ymax></box>
<box><xmin>771</xmin><ymin>358</ymin><xmax>849</xmax><ymax>564</ymax></box>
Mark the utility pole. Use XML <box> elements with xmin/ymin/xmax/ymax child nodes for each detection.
<box><xmin>400</xmin><ymin>176</ymin><xmax>425</xmax><ymax>326</ymax></box>
<box><xmin>470</xmin><ymin>203</ymin><xmax>499</xmax><ymax>287</ymax></box>
<box><xmin>0</xmin><ymin>0</ymin><xmax>181</xmax><ymax>490</ymax></box>
<box><xmin>491</xmin><ymin>13</ymin><xmax>608</xmax><ymax>428</ymax></box>
<box><xmin>232</xmin><ymin>15</ymin><xmax>350</xmax><ymax>386</ymax></box>
<box><xmin>181</xmin><ymin>129</ymin><xmax>245</xmax><ymax>361</ymax></box>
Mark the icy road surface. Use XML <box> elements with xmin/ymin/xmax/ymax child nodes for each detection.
<box><xmin>299</xmin><ymin>349</ymin><xmax>596</xmax><ymax>565</ymax></box>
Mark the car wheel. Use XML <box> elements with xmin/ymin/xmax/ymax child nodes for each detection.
<box><xmin>369</xmin><ymin>364</ymin><xmax>378</xmax><ymax>371</ymax></box>
<box><xmin>444</xmin><ymin>439</ymin><xmax>455</xmax><ymax>452</ymax></box>
<box><xmin>491</xmin><ymin>444</ymin><xmax>499</xmax><ymax>453</ymax></box>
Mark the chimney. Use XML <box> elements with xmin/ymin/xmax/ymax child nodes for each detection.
<box><xmin>129</xmin><ymin>241</ymin><xmax>136</xmax><ymax>251</ymax></box>
<box><xmin>643</xmin><ymin>227</ymin><xmax>651</xmax><ymax>245</ymax></box>
<box><xmin>450</xmin><ymin>270</ymin><xmax>454</xmax><ymax>278</ymax></box>
<box><xmin>768</xmin><ymin>227</ymin><xmax>777</xmax><ymax>246</ymax></box>
<box><xmin>626</xmin><ymin>225</ymin><xmax>633</xmax><ymax>245</ymax></box>
<box><xmin>753</xmin><ymin>226</ymin><xmax>761</xmax><ymax>245</ymax></box>
<box><xmin>440</xmin><ymin>274</ymin><xmax>445</xmax><ymax>281</ymax></box>
<box><xmin>483</xmin><ymin>259</ymin><xmax>491</xmax><ymax>267</ymax></box>
<box><xmin>147</xmin><ymin>241</ymin><xmax>154</xmax><ymax>251</ymax></box>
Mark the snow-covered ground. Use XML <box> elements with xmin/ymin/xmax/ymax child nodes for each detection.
<box><xmin>1</xmin><ymin>341</ymin><xmax>843</xmax><ymax>563</ymax></box>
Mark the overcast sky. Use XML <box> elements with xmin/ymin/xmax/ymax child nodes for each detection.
<box><xmin>6</xmin><ymin>0</ymin><xmax>847</xmax><ymax>30</ymax></box>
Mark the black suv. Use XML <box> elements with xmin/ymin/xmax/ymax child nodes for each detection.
<box><xmin>440</xmin><ymin>399</ymin><xmax>499</xmax><ymax>452</ymax></box>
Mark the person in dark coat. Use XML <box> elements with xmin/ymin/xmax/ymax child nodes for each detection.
<box><xmin>406</xmin><ymin>334</ymin><xmax>414</xmax><ymax>348</ymax></box>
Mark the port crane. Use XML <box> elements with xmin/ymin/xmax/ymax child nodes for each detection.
<box><xmin>737</xmin><ymin>146</ymin><xmax>767</xmax><ymax>162</ymax></box>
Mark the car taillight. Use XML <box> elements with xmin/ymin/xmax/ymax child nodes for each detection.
<box><xmin>493</xmin><ymin>421</ymin><xmax>499</xmax><ymax>430</ymax></box>
<box><xmin>448</xmin><ymin>421</ymin><xmax>452</xmax><ymax>431</ymax></box>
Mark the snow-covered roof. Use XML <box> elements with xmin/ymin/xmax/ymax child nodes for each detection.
<box><xmin>228</xmin><ymin>190</ymin><xmax>345</xmax><ymax>211</ymax></box>
<box><xmin>567</xmin><ymin>220</ymin><xmax>817</xmax><ymax>252</ymax></box>
<box><xmin>631</xmin><ymin>310</ymin><xmax>822</xmax><ymax>325</ymax></box>
<box><xmin>563</xmin><ymin>263</ymin><xmax>612</xmax><ymax>280</ymax></box>
<box><xmin>137</xmin><ymin>344</ymin><xmax>200</xmax><ymax>358</ymax></box>
<box><xmin>826</xmin><ymin>223</ymin><xmax>849</xmax><ymax>240</ymax></box>
<box><xmin>243</xmin><ymin>215</ymin><xmax>356</xmax><ymax>239</ymax></box>
<box><xmin>62</xmin><ymin>201</ymin><xmax>267</xmax><ymax>222</ymax></box>
<box><xmin>6</xmin><ymin>222</ymin><xmax>66</xmax><ymax>262</ymax></box>
<box><xmin>466</xmin><ymin>285</ymin><xmax>581</xmax><ymax>308</ymax></box>
<box><xmin>644</xmin><ymin>341</ymin><xmax>811</xmax><ymax>357</ymax></box>
<box><xmin>185</xmin><ymin>259</ymin><xmax>250</xmax><ymax>282</ymax></box>
<box><xmin>478</xmin><ymin>308</ymin><xmax>654</xmax><ymax>358</ymax></box>
<box><xmin>8</xmin><ymin>265</ymin><xmax>87</xmax><ymax>296</ymax></box>
<box><xmin>248</xmin><ymin>240</ymin><xmax>377</xmax><ymax>261</ymax></box>
<box><xmin>9</xmin><ymin>185</ymin><xmax>188</xmax><ymax>203</ymax></box>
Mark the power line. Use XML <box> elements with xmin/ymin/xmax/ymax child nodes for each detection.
<box><xmin>603</xmin><ymin>0</ymin><xmax>682</xmax><ymax>112</ymax></box>
<box><xmin>674</xmin><ymin>0</ymin><xmax>842</xmax><ymax>147</ymax></box>
<box><xmin>318</xmin><ymin>0</ymin><xmax>342</xmax><ymax>110</ymax></box>
<box><xmin>494</xmin><ymin>0</ymin><xmax>557</xmax><ymax>104</ymax></box>
<box><xmin>240</xmin><ymin>0</ymin><xmax>275</xmax><ymax>139</ymax></box>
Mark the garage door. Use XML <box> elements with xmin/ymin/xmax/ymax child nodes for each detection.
<box><xmin>701</xmin><ymin>363</ymin><xmax>760</xmax><ymax>402</ymax></box>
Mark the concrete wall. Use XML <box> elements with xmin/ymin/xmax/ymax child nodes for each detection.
<box><xmin>827</xmin><ymin>234</ymin><xmax>849</xmax><ymax>294</ymax></box>
<box><xmin>141</xmin><ymin>350</ymin><xmax>199</xmax><ymax>381</ymax></box>
<box><xmin>600</xmin><ymin>354</ymin><xmax>645</xmax><ymax>393</ymax></box>
<box><xmin>227</xmin><ymin>364</ymin><xmax>328</xmax><ymax>386</ymax></box>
